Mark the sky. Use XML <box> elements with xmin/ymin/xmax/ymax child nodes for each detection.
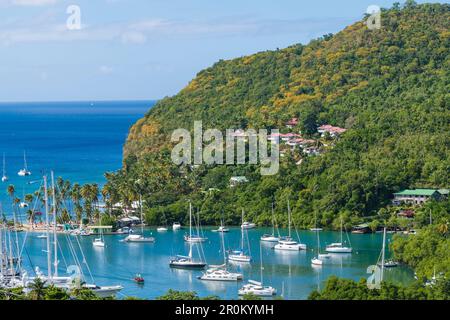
<box><xmin>0</xmin><ymin>0</ymin><xmax>446</xmax><ymax>102</ymax></box>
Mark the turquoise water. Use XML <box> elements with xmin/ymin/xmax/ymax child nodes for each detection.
<box><xmin>0</xmin><ymin>101</ymin><xmax>153</xmax><ymax>218</ymax></box>
<box><xmin>1</xmin><ymin>102</ymin><xmax>414</xmax><ymax>299</ymax></box>
<box><xmin>17</xmin><ymin>228</ymin><xmax>414</xmax><ymax>300</ymax></box>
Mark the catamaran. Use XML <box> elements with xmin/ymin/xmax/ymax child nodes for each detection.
<box><xmin>325</xmin><ymin>217</ymin><xmax>352</xmax><ymax>253</ymax></box>
<box><xmin>17</xmin><ymin>151</ymin><xmax>31</xmax><ymax>177</ymax></box>
<box><xmin>199</xmin><ymin>224</ymin><xmax>243</xmax><ymax>281</ymax></box>
<box><xmin>1</xmin><ymin>153</ymin><xmax>8</xmax><ymax>182</ymax></box>
<box><xmin>261</xmin><ymin>202</ymin><xmax>280</xmax><ymax>242</ymax></box>
<box><xmin>238</xmin><ymin>243</ymin><xmax>276</xmax><ymax>296</ymax></box>
<box><xmin>274</xmin><ymin>200</ymin><xmax>306</xmax><ymax>251</ymax></box>
<box><xmin>169</xmin><ymin>202</ymin><xmax>207</xmax><ymax>269</ymax></box>
<box><xmin>184</xmin><ymin>208</ymin><xmax>207</xmax><ymax>243</ymax></box>
<box><xmin>228</xmin><ymin>209</ymin><xmax>252</xmax><ymax>263</ymax></box>
<box><xmin>124</xmin><ymin>195</ymin><xmax>155</xmax><ymax>243</ymax></box>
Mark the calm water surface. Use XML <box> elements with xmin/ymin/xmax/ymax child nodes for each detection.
<box><xmin>17</xmin><ymin>228</ymin><xmax>414</xmax><ymax>300</ymax></box>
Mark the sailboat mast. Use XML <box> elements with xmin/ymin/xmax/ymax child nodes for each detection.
<box><xmin>140</xmin><ymin>194</ymin><xmax>144</xmax><ymax>235</ymax></box>
<box><xmin>51</xmin><ymin>171</ymin><xmax>58</xmax><ymax>277</ymax></box>
<box><xmin>287</xmin><ymin>199</ymin><xmax>291</xmax><ymax>239</ymax></box>
<box><xmin>241</xmin><ymin>209</ymin><xmax>245</xmax><ymax>251</ymax></box>
<box><xmin>44</xmin><ymin>175</ymin><xmax>52</xmax><ymax>280</ymax></box>
<box><xmin>2</xmin><ymin>153</ymin><xmax>5</xmax><ymax>176</ymax></box>
<box><xmin>381</xmin><ymin>227</ymin><xmax>386</xmax><ymax>283</ymax></box>
<box><xmin>260</xmin><ymin>242</ymin><xmax>263</xmax><ymax>285</ymax></box>
<box><xmin>340</xmin><ymin>217</ymin><xmax>343</xmax><ymax>244</ymax></box>
<box><xmin>0</xmin><ymin>223</ymin><xmax>4</xmax><ymax>276</ymax></box>
<box><xmin>188</xmin><ymin>201</ymin><xmax>193</xmax><ymax>259</ymax></box>
<box><xmin>271</xmin><ymin>202</ymin><xmax>275</xmax><ymax>236</ymax></box>
<box><xmin>23</xmin><ymin>151</ymin><xmax>28</xmax><ymax>171</ymax></box>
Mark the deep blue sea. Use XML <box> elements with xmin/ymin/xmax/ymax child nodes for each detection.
<box><xmin>0</xmin><ymin>101</ymin><xmax>154</xmax><ymax>217</ymax></box>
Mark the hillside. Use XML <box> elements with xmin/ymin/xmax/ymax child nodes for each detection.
<box><xmin>108</xmin><ymin>2</ymin><xmax>449</xmax><ymax>228</ymax></box>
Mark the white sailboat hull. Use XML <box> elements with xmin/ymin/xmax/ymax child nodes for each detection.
<box><xmin>325</xmin><ymin>247</ymin><xmax>352</xmax><ymax>253</ymax></box>
<box><xmin>260</xmin><ymin>235</ymin><xmax>279</xmax><ymax>242</ymax></box>
<box><xmin>228</xmin><ymin>254</ymin><xmax>251</xmax><ymax>263</ymax></box>
<box><xmin>238</xmin><ymin>283</ymin><xmax>277</xmax><ymax>296</ymax></box>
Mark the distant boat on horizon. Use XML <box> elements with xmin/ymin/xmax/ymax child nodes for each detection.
<box><xmin>17</xmin><ymin>151</ymin><xmax>31</xmax><ymax>177</ymax></box>
<box><xmin>2</xmin><ymin>153</ymin><xmax>8</xmax><ymax>182</ymax></box>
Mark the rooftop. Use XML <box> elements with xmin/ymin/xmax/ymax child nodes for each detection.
<box><xmin>394</xmin><ymin>189</ymin><xmax>440</xmax><ymax>196</ymax></box>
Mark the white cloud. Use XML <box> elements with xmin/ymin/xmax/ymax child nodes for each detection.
<box><xmin>0</xmin><ymin>16</ymin><xmax>353</xmax><ymax>46</ymax></box>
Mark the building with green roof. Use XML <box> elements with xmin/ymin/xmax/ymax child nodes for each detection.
<box><xmin>393</xmin><ymin>188</ymin><xmax>447</xmax><ymax>205</ymax></box>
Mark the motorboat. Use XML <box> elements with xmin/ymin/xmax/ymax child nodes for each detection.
<box><xmin>241</xmin><ymin>222</ymin><xmax>256</xmax><ymax>229</ymax></box>
<box><xmin>93</xmin><ymin>238</ymin><xmax>105</xmax><ymax>247</ymax></box>
<box><xmin>124</xmin><ymin>234</ymin><xmax>155</xmax><ymax>243</ymax></box>
<box><xmin>173</xmin><ymin>222</ymin><xmax>182</xmax><ymax>230</ymax></box>
<box><xmin>199</xmin><ymin>266</ymin><xmax>243</xmax><ymax>281</ymax></box>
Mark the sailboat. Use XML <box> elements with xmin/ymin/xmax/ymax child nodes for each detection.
<box><xmin>124</xmin><ymin>195</ymin><xmax>155</xmax><ymax>243</ymax></box>
<box><xmin>17</xmin><ymin>151</ymin><xmax>31</xmax><ymax>177</ymax></box>
<box><xmin>184</xmin><ymin>208</ymin><xmax>207</xmax><ymax>243</ymax></box>
<box><xmin>377</xmin><ymin>227</ymin><xmax>398</xmax><ymax>268</ymax></box>
<box><xmin>260</xmin><ymin>202</ymin><xmax>280</xmax><ymax>242</ymax></box>
<box><xmin>238</xmin><ymin>243</ymin><xmax>276</xmax><ymax>296</ymax></box>
<box><xmin>169</xmin><ymin>202</ymin><xmax>207</xmax><ymax>269</ymax></box>
<box><xmin>199</xmin><ymin>223</ymin><xmax>243</xmax><ymax>281</ymax></box>
<box><xmin>325</xmin><ymin>217</ymin><xmax>352</xmax><ymax>253</ymax></box>
<box><xmin>24</xmin><ymin>173</ymin><xmax>122</xmax><ymax>297</ymax></box>
<box><xmin>1</xmin><ymin>153</ymin><xmax>8</xmax><ymax>182</ymax></box>
<box><xmin>212</xmin><ymin>220</ymin><xmax>230</xmax><ymax>233</ymax></box>
<box><xmin>228</xmin><ymin>209</ymin><xmax>252</xmax><ymax>263</ymax></box>
<box><xmin>157</xmin><ymin>212</ymin><xmax>169</xmax><ymax>232</ymax></box>
<box><xmin>311</xmin><ymin>220</ymin><xmax>323</xmax><ymax>266</ymax></box>
<box><xmin>274</xmin><ymin>200</ymin><xmax>306</xmax><ymax>251</ymax></box>
<box><xmin>93</xmin><ymin>215</ymin><xmax>105</xmax><ymax>248</ymax></box>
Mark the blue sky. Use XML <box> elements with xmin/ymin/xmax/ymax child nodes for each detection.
<box><xmin>0</xmin><ymin>0</ymin><xmax>445</xmax><ymax>102</ymax></box>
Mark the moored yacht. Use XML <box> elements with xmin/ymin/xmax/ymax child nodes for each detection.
<box><xmin>238</xmin><ymin>243</ymin><xmax>276</xmax><ymax>297</ymax></box>
<box><xmin>123</xmin><ymin>195</ymin><xmax>155</xmax><ymax>243</ymax></box>
<box><xmin>169</xmin><ymin>202</ymin><xmax>207</xmax><ymax>269</ymax></box>
<box><xmin>17</xmin><ymin>151</ymin><xmax>31</xmax><ymax>176</ymax></box>
<box><xmin>260</xmin><ymin>202</ymin><xmax>280</xmax><ymax>243</ymax></box>
<box><xmin>325</xmin><ymin>217</ymin><xmax>353</xmax><ymax>253</ymax></box>
<box><xmin>173</xmin><ymin>222</ymin><xmax>182</xmax><ymax>230</ymax></box>
<box><xmin>274</xmin><ymin>200</ymin><xmax>306</xmax><ymax>251</ymax></box>
<box><xmin>228</xmin><ymin>209</ymin><xmax>252</xmax><ymax>263</ymax></box>
<box><xmin>241</xmin><ymin>222</ymin><xmax>256</xmax><ymax>229</ymax></box>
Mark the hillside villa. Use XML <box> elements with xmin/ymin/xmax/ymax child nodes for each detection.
<box><xmin>393</xmin><ymin>188</ymin><xmax>449</xmax><ymax>205</ymax></box>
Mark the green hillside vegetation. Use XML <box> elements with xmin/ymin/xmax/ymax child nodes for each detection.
<box><xmin>104</xmin><ymin>2</ymin><xmax>449</xmax><ymax>231</ymax></box>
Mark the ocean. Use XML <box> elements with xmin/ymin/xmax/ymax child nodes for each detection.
<box><xmin>0</xmin><ymin>100</ymin><xmax>154</xmax><ymax>217</ymax></box>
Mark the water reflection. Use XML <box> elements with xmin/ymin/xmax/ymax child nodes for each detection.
<box><xmin>16</xmin><ymin>227</ymin><xmax>414</xmax><ymax>300</ymax></box>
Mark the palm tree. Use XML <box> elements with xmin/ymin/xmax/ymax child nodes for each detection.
<box><xmin>28</xmin><ymin>277</ymin><xmax>47</xmax><ymax>300</ymax></box>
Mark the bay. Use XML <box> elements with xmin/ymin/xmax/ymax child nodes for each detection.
<box><xmin>17</xmin><ymin>228</ymin><xmax>414</xmax><ymax>300</ymax></box>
